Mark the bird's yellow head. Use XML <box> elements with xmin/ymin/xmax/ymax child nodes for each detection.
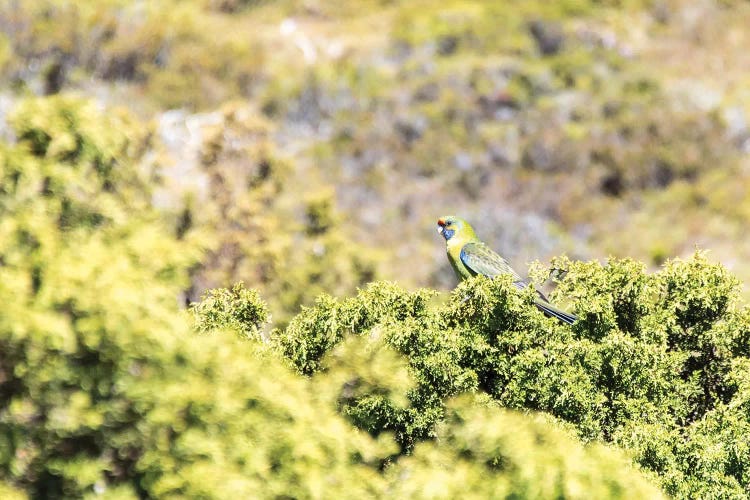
<box><xmin>437</xmin><ymin>215</ymin><xmax>477</xmax><ymax>242</ymax></box>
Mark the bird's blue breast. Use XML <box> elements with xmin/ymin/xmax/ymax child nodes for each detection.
<box><xmin>442</xmin><ymin>228</ymin><xmax>455</xmax><ymax>240</ymax></box>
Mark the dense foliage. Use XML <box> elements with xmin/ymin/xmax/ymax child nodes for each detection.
<box><xmin>199</xmin><ymin>251</ymin><xmax>750</xmax><ymax>498</ymax></box>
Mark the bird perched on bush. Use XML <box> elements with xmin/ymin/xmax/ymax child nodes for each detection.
<box><xmin>437</xmin><ymin>216</ymin><xmax>576</xmax><ymax>325</ymax></box>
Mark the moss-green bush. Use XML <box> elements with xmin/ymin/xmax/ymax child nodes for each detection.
<box><xmin>0</xmin><ymin>94</ymin><xmax>390</xmax><ymax>498</ymax></box>
<box><xmin>392</xmin><ymin>400</ymin><xmax>663</xmax><ymax>499</ymax></box>
<box><xmin>191</xmin><ymin>282</ymin><xmax>270</xmax><ymax>340</ymax></box>
<box><xmin>199</xmin><ymin>251</ymin><xmax>750</xmax><ymax>498</ymax></box>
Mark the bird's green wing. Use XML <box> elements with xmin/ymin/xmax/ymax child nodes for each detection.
<box><xmin>459</xmin><ymin>241</ymin><xmax>524</xmax><ymax>282</ymax></box>
<box><xmin>460</xmin><ymin>242</ymin><xmax>577</xmax><ymax>325</ymax></box>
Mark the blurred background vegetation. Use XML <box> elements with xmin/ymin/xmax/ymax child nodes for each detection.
<box><xmin>1</xmin><ymin>0</ymin><xmax>750</xmax><ymax>497</ymax></box>
<box><xmin>2</xmin><ymin>0</ymin><xmax>749</xmax><ymax>321</ymax></box>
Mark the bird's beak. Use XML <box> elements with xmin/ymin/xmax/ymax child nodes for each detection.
<box><xmin>437</xmin><ymin>225</ymin><xmax>444</xmax><ymax>235</ymax></box>
<box><xmin>437</xmin><ymin>219</ymin><xmax>445</xmax><ymax>235</ymax></box>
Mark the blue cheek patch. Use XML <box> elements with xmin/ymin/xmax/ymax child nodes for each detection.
<box><xmin>443</xmin><ymin>228</ymin><xmax>455</xmax><ymax>240</ymax></box>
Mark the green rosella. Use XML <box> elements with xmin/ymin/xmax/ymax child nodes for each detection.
<box><xmin>437</xmin><ymin>215</ymin><xmax>576</xmax><ymax>325</ymax></box>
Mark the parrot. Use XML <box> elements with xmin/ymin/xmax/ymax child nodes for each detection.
<box><xmin>437</xmin><ymin>215</ymin><xmax>576</xmax><ymax>325</ymax></box>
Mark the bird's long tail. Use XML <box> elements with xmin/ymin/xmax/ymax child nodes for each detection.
<box><xmin>534</xmin><ymin>300</ymin><xmax>577</xmax><ymax>325</ymax></box>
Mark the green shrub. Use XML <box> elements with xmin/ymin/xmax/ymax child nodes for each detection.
<box><xmin>232</xmin><ymin>252</ymin><xmax>750</xmax><ymax>497</ymax></box>
<box><xmin>392</xmin><ymin>399</ymin><xmax>664</xmax><ymax>499</ymax></box>
<box><xmin>0</xmin><ymin>95</ymin><xmax>392</xmax><ymax>498</ymax></box>
<box><xmin>191</xmin><ymin>282</ymin><xmax>270</xmax><ymax>341</ymax></box>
